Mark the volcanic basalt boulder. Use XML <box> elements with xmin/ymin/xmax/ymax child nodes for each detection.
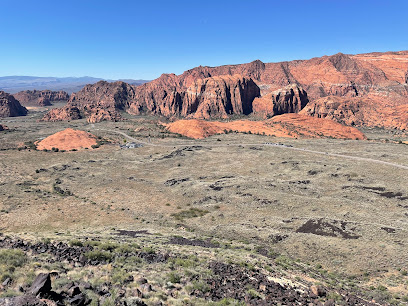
<box><xmin>0</xmin><ymin>91</ymin><xmax>28</xmax><ymax>117</ymax></box>
<box><xmin>13</xmin><ymin>90</ymin><xmax>69</xmax><ymax>106</ymax></box>
<box><xmin>252</xmin><ymin>84</ymin><xmax>308</xmax><ymax>118</ymax></box>
<box><xmin>0</xmin><ymin>124</ymin><xmax>8</xmax><ymax>131</ymax></box>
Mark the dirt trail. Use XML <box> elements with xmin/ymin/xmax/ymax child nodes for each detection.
<box><xmin>98</xmin><ymin>128</ymin><xmax>408</xmax><ymax>171</ymax></box>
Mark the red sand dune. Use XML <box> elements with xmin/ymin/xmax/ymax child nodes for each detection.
<box><xmin>164</xmin><ymin>114</ymin><xmax>366</xmax><ymax>140</ymax></box>
<box><xmin>36</xmin><ymin>128</ymin><xmax>98</xmax><ymax>151</ymax></box>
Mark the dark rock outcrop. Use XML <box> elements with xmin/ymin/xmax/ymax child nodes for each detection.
<box><xmin>0</xmin><ymin>91</ymin><xmax>28</xmax><ymax>117</ymax></box>
<box><xmin>30</xmin><ymin>273</ymin><xmax>51</xmax><ymax>296</ymax></box>
<box><xmin>252</xmin><ymin>84</ymin><xmax>308</xmax><ymax>118</ymax></box>
<box><xmin>13</xmin><ymin>90</ymin><xmax>69</xmax><ymax>106</ymax></box>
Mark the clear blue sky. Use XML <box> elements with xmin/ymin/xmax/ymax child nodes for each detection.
<box><xmin>1</xmin><ymin>0</ymin><xmax>407</xmax><ymax>80</ymax></box>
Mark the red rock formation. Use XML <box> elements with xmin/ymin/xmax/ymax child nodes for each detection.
<box><xmin>42</xmin><ymin>51</ymin><xmax>408</xmax><ymax>129</ymax></box>
<box><xmin>186</xmin><ymin>75</ymin><xmax>260</xmax><ymax>119</ymax></box>
<box><xmin>36</xmin><ymin>128</ymin><xmax>98</xmax><ymax>151</ymax></box>
<box><xmin>86</xmin><ymin>108</ymin><xmax>123</xmax><ymax>123</ymax></box>
<box><xmin>252</xmin><ymin>84</ymin><xmax>308</xmax><ymax>118</ymax></box>
<box><xmin>164</xmin><ymin>114</ymin><xmax>366</xmax><ymax>140</ymax></box>
<box><xmin>69</xmin><ymin>81</ymin><xmax>134</xmax><ymax>110</ymax></box>
<box><xmin>40</xmin><ymin>105</ymin><xmax>82</xmax><ymax>122</ymax></box>
<box><xmin>300</xmin><ymin>96</ymin><xmax>408</xmax><ymax>130</ymax></box>
<box><xmin>13</xmin><ymin>90</ymin><xmax>69</xmax><ymax>106</ymax></box>
<box><xmin>42</xmin><ymin>81</ymin><xmax>129</xmax><ymax>122</ymax></box>
<box><xmin>0</xmin><ymin>91</ymin><xmax>28</xmax><ymax>117</ymax></box>
<box><xmin>45</xmin><ymin>75</ymin><xmax>260</xmax><ymax>121</ymax></box>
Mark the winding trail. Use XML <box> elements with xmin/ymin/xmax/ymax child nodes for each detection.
<box><xmin>97</xmin><ymin>128</ymin><xmax>408</xmax><ymax>171</ymax></box>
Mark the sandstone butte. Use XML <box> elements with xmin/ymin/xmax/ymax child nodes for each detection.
<box><xmin>13</xmin><ymin>90</ymin><xmax>69</xmax><ymax>106</ymax></box>
<box><xmin>0</xmin><ymin>91</ymin><xmax>28</xmax><ymax>118</ymax></box>
<box><xmin>164</xmin><ymin>114</ymin><xmax>366</xmax><ymax>140</ymax></box>
<box><xmin>41</xmin><ymin>50</ymin><xmax>408</xmax><ymax>131</ymax></box>
<box><xmin>35</xmin><ymin>128</ymin><xmax>98</xmax><ymax>151</ymax></box>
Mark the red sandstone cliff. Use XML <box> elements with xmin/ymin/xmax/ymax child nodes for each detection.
<box><xmin>41</xmin><ymin>51</ymin><xmax>408</xmax><ymax>129</ymax></box>
<box><xmin>0</xmin><ymin>91</ymin><xmax>28</xmax><ymax>117</ymax></box>
<box><xmin>13</xmin><ymin>90</ymin><xmax>69</xmax><ymax>106</ymax></box>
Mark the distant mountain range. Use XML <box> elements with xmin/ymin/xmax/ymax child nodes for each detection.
<box><xmin>0</xmin><ymin>76</ymin><xmax>149</xmax><ymax>94</ymax></box>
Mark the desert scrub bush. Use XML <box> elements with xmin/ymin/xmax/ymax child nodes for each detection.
<box><xmin>212</xmin><ymin>298</ymin><xmax>245</xmax><ymax>305</ymax></box>
<box><xmin>83</xmin><ymin>240</ymin><xmax>101</xmax><ymax>247</ymax></box>
<box><xmin>171</xmin><ymin>208</ymin><xmax>209</xmax><ymax>220</ymax></box>
<box><xmin>69</xmin><ymin>239</ymin><xmax>83</xmax><ymax>247</ymax></box>
<box><xmin>167</xmin><ymin>271</ymin><xmax>181</xmax><ymax>283</ymax></box>
<box><xmin>85</xmin><ymin>250</ymin><xmax>113</xmax><ymax>262</ymax></box>
<box><xmin>186</xmin><ymin>280</ymin><xmax>210</xmax><ymax>294</ymax></box>
<box><xmin>142</xmin><ymin>246</ymin><xmax>155</xmax><ymax>254</ymax></box>
<box><xmin>274</xmin><ymin>255</ymin><xmax>293</xmax><ymax>270</ymax></box>
<box><xmin>169</xmin><ymin>257</ymin><xmax>198</xmax><ymax>269</ymax></box>
<box><xmin>246</xmin><ymin>288</ymin><xmax>262</xmax><ymax>299</ymax></box>
<box><xmin>24</xmin><ymin>141</ymin><xmax>37</xmax><ymax>150</ymax></box>
<box><xmin>0</xmin><ymin>289</ymin><xmax>19</xmax><ymax>298</ymax></box>
<box><xmin>116</xmin><ymin>243</ymin><xmax>139</xmax><ymax>254</ymax></box>
<box><xmin>0</xmin><ymin>249</ymin><xmax>27</xmax><ymax>280</ymax></box>
<box><xmin>98</xmin><ymin>242</ymin><xmax>119</xmax><ymax>251</ymax></box>
<box><xmin>111</xmin><ymin>268</ymin><xmax>131</xmax><ymax>285</ymax></box>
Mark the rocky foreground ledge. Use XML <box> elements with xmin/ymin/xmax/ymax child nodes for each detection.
<box><xmin>0</xmin><ymin>234</ymin><xmax>380</xmax><ymax>306</ymax></box>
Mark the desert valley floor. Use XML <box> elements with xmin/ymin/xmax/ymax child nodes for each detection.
<box><xmin>0</xmin><ymin>106</ymin><xmax>408</xmax><ymax>305</ymax></box>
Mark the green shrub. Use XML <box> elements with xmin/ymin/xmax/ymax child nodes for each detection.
<box><xmin>98</xmin><ymin>242</ymin><xmax>119</xmax><ymax>251</ymax></box>
<box><xmin>0</xmin><ymin>249</ymin><xmax>27</xmax><ymax>268</ymax></box>
<box><xmin>69</xmin><ymin>239</ymin><xmax>83</xmax><ymax>247</ymax></box>
<box><xmin>85</xmin><ymin>250</ymin><xmax>113</xmax><ymax>262</ymax></box>
<box><xmin>167</xmin><ymin>272</ymin><xmax>181</xmax><ymax>283</ymax></box>
<box><xmin>171</xmin><ymin>208</ymin><xmax>209</xmax><ymax>220</ymax></box>
<box><xmin>111</xmin><ymin>268</ymin><xmax>131</xmax><ymax>285</ymax></box>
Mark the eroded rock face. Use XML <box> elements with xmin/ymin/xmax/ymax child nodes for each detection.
<box><xmin>300</xmin><ymin>95</ymin><xmax>408</xmax><ymax>130</ymax></box>
<box><xmin>13</xmin><ymin>90</ymin><xmax>69</xmax><ymax>106</ymax></box>
<box><xmin>69</xmin><ymin>80</ymin><xmax>135</xmax><ymax>110</ymax></box>
<box><xmin>42</xmin><ymin>51</ymin><xmax>408</xmax><ymax>129</ymax></box>
<box><xmin>252</xmin><ymin>84</ymin><xmax>308</xmax><ymax>118</ymax></box>
<box><xmin>41</xmin><ymin>105</ymin><xmax>82</xmax><ymax>122</ymax></box>
<box><xmin>186</xmin><ymin>75</ymin><xmax>260</xmax><ymax>119</ymax></box>
<box><xmin>86</xmin><ymin>108</ymin><xmax>123</xmax><ymax>123</ymax></box>
<box><xmin>44</xmin><ymin>75</ymin><xmax>260</xmax><ymax>121</ymax></box>
<box><xmin>0</xmin><ymin>91</ymin><xmax>28</xmax><ymax>117</ymax></box>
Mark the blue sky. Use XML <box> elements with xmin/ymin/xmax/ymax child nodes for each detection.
<box><xmin>1</xmin><ymin>0</ymin><xmax>407</xmax><ymax>80</ymax></box>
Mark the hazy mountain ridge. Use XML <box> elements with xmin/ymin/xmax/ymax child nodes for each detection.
<box><xmin>0</xmin><ymin>76</ymin><xmax>149</xmax><ymax>94</ymax></box>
